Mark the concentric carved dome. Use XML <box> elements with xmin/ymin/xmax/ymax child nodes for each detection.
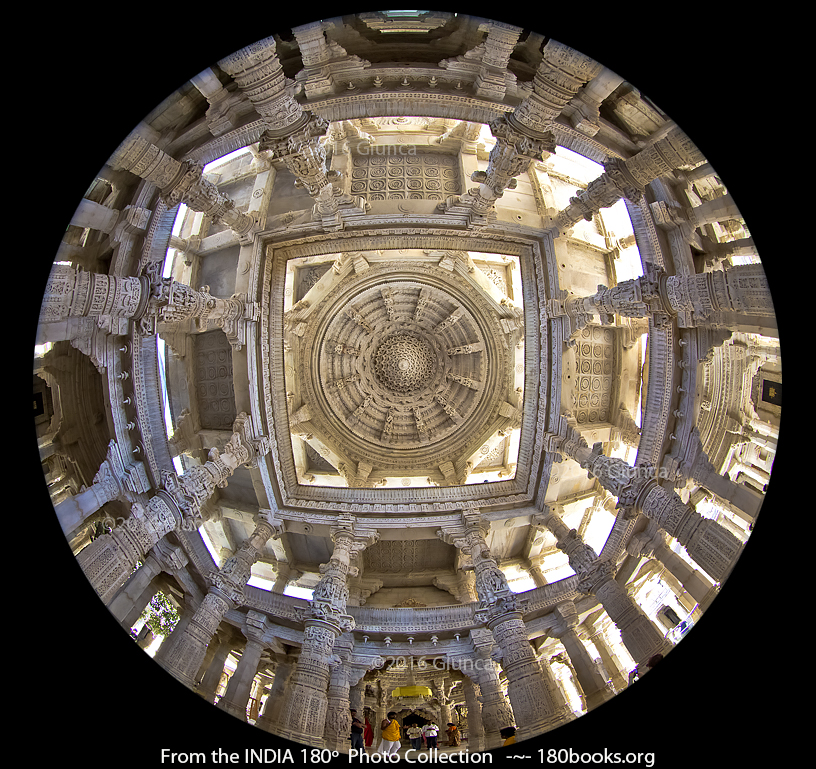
<box><xmin>373</xmin><ymin>333</ymin><xmax>437</xmax><ymax>394</ymax></box>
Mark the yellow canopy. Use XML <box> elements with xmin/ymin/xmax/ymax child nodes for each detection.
<box><xmin>392</xmin><ymin>686</ymin><xmax>432</xmax><ymax>698</ymax></box>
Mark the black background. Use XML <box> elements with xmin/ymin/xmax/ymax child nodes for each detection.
<box><xmin>26</xmin><ymin>5</ymin><xmax>793</xmax><ymax>766</ymax></box>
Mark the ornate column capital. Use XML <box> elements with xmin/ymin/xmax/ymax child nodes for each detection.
<box><xmin>329</xmin><ymin>514</ymin><xmax>379</xmax><ymax>560</ymax></box>
<box><xmin>39</xmin><ymin>264</ymin><xmax>148</xmax><ymax>327</ymax></box>
<box><xmin>259</xmin><ymin>112</ymin><xmax>331</xmax><ymax>193</ymax></box>
<box><xmin>437</xmin><ymin>511</ymin><xmax>518</xmax><ymax>624</ymax></box>
<box><xmin>553</xmin><ymin>126</ymin><xmax>704</xmax><ymax>233</ymax></box>
<box><xmin>549</xmin><ymin>601</ymin><xmax>580</xmax><ymax>638</ymax></box>
<box><xmin>558</xmin><ymin>433</ymin><xmax>657</xmax><ymax>519</ymax></box>
<box><xmin>259</xmin><ymin>111</ymin><xmax>367</xmax><ymax>228</ymax></box>
<box><xmin>217</xmin><ymin>36</ymin><xmax>304</xmax><ymax>131</ymax></box>
<box><xmin>159</xmin><ymin>413</ymin><xmax>268</xmax><ymax>528</ymax></box>
<box><xmin>625</xmin><ymin>527</ymin><xmax>667</xmax><ymax>559</ymax></box>
<box><xmin>212</xmin><ymin>517</ymin><xmax>277</xmax><ymax>606</ymax></box>
<box><xmin>511</xmin><ymin>39</ymin><xmax>603</xmax><ymax>137</ymax></box>
<box><xmin>473</xmin><ymin>114</ymin><xmax>555</xmax><ymax>206</ymax></box>
<box><xmin>244</xmin><ymin>609</ymin><xmax>270</xmax><ymax>644</ymax></box>
<box><xmin>542</xmin><ymin>505</ymin><xmax>616</xmax><ymax>595</ymax></box>
<box><xmin>108</xmin><ymin>133</ymin><xmax>256</xmax><ymax>238</ymax></box>
<box><xmin>139</xmin><ymin>263</ymin><xmax>260</xmax><ymax>350</ymax></box>
<box><xmin>570</xmin><ymin>271</ymin><xmax>667</xmax><ymax>326</ymax></box>
<box><xmin>305</xmin><ymin>516</ymin><xmax>378</xmax><ymax>635</ymax></box>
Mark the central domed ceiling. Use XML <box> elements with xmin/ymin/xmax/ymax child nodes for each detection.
<box><xmin>279</xmin><ymin>248</ymin><xmax>526</xmax><ymax>488</ymax></box>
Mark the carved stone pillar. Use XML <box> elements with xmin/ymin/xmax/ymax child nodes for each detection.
<box><xmin>549</xmin><ymin>602</ymin><xmax>615</xmax><ymax>710</ymax></box>
<box><xmin>664</xmin><ymin>265</ymin><xmax>775</xmax><ymax>329</ymax></box>
<box><xmin>217</xmin><ymin>613</ymin><xmax>268</xmax><ymax>720</ymax></box>
<box><xmin>526</xmin><ymin>559</ymin><xmax>548</xmax><ymax>587</ymax></box>
<box><xmin>685</xmin><ymin>193</ymin><xmax>742</xmax><ymax>230</ymax></box>
<box><xmin>461</xmin><ymin>676</ymin><xmax>485</xmax><ymax>751</ymax></box>
<box><xmin>250</xmin><ymin>678</ymin><xmax>268</xmax><ymax>722</ymax></box>
<box><xmin>217</xmin><ymin>36</ymin><xmax>304</xmax><ymax>132</ymax></box>
<box><xmin>159</xmin><ymin>515</ymin><xmax>280</xmax><ymax>687</ymax></box>
<box><xmin>470</xmin><ymin>21</ymin><xmax>523</xmax><ymax>100</ymax></box>
<box><xmin>38</xmin><ymin>263</ymin><xmax>259</xmax><ymax>351</ymax></box>
<box><xmin>372</xmin><ymin>682</ymin><xmax>388</xmax><ymax>749</ymax></box>
<box><xmin>560</xmin><ymin>432</ymin><xmax>744</xmax><ymax>583</ymax></box>
<box><xmin>107</xmin><ymin>554</ymin><xmax>162</xmax><ymax>627</ymax></box>
<box><xmin>627</xmin><ymin>527</ymin><xmax>717</xmax><ymax>609</ymax></box>
<box><xmin>259</xmin><ymin>113</ymin><xmax>331</xmax><ymax>198</ymax></box>
<box><xmin>568</xmin><ymin>264</ymin><xmax>775</xmax><ymax>335</ymax></box>
<box><xmin>140</xmin><ymin>261</ymin><xmax>259</xmax><ymax>350</ymax></box>
<box><xmin>542</xmin><ymin>508</ymin><xmax>671</xmax><ymax>668</ymax></box>
<box><xmin>217</xmin><ymin>639</ymin><xmax>265</xmax><ymax>719</ymax></box>
<box><xmin>274</xmin><ymin>517</ymin><xmax>378</xmax><ymax>746</ymax></box>
<box><xmin>163</xmin><ymin>413</ymin><xmax>269</xmax><ymax>526</ymax></box>
<box><xmin>189</xmin><ymin>67</ymin><xmax>242</xmax><ymax>137</ymax></box>
<box><xmin>161</xmin><ymin>590</ymin><xmax>233</xmax><ymax>688</ymax></box>
<box><xmin>323</xmin><ymin>635</ymin><xmax>355</xmax><ymax>752</ymax></box>
<box><xmin>553</xmin><ymin>127</ymin><xmax>705</xmax><ymax>232</ymax></box>
<box><xmin>512</xmin><ymin>40</ymin><xmax>603</xmax><ymax>136</ymax></box>
<box><xmin>440</xmin><ymin>42</ymin><xmax>599</xmax><ymax>224</ymax></box>
<box><xmin>153</xmin><ymin>601</ymin><xmax>194</xmax><ymax>668</ymax></box>
<box><xmin>440</xmin><ymin>511</ymin><xmax>572</xmax><ymax>741</ymax></box>
<box><xmin>431</xmin><ymin>676</ymin><xmax>453</xmax><ymax>727</ymax></box>
<box><xmin>565</xmin><ymin>68</ymin><xmax>625</xmax><ymax>137</ymax></box>
<box><xmin>679</xmin><ymin>428</ymin><xmax>763</xmax><ymax>523</ymax></box>
<box><xmin>107</xmin><ymin>133</ymin><xmax>256</xmax><ymax>238</ymax></box>
<box><xmin>292</xmin><ymin>22</ymin><xmax>339</xmax><ymax>99</ymax></box>
<box><xmin>39</xmin><ymin>263</ymin><xmax>148</xmax><ymax>327</ymax></box>
<box><xmin>272</xmin><ymin>563</ymin><xmax>302</xmax><ymax>594</ymax></box>
<box><xmin>53</xmin><ymin>439</ymin><xmax>146</xmax><ymax>536</ymax></box>
<box><xmin>468</xmin><ymin>115</ymin><xmax>555</xmax><ymax>216</ymax></box>
<box><xmin>273</xmin><ymin>620</ymin><xmax>343</xmax><ymax>746</ymax></box>
<box><xmin>700</xmin><ymin>236</ymin><xmax>757</xmax><ymax>267</ymax></box>
<box><xmin>256</xmin><ymin>656</ymin><xmax>296</xmax><ymax>733</ymax></box>
<box><xmin>614</xmin><ymin>405</ymin><xmax>642</xmax><ymax>449</ymax></box>
<box><xmin>349</xmin><ymin>679</ymin><xmax>366</xmax><ymax>714</ymax></box>
<box><xmin>487</xmin><ymin>612</ymin><xmax>573</xmax><ymax>738</ymax></box>
<box><xmin>584</xmin><ymin>620</ymin><xmax>628</xmax><ymax>693</ymax></box>
<box><xmin>196</xmin><ymin>633</ymin><xmax>233</xmax><ymax>703</ymax></box>
<box><xmin>469</xmin><ymin>655</ymin><xmax>513</xmax><ymax>749</ymax></box>
<box><xmin>71</xmin><ymin>197</ymin><xmax>120</xmax><ymax>234</ymax></box>
<box><xmin>76</xmin><ymin>491</ymin><xmax>181</xmax><ymax>605</ymax></box>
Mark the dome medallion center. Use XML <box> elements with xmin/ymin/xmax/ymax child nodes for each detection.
<box><xmin>372</xmin><ymin>333</ymin><xmax>436</xmax><ymax>395</ymax></box>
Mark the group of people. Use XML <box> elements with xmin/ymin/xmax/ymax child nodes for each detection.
<box><xmin>404</xmin><ymin>719</ymin><xmax>459</xmax><ymax>750</ymax></box>
<box><xmin>350</xmin><ymin>709</ymin><xmax>516</xmax><ymax>754</ymax></box>
<box><xmin>350</xmin><ymin>651</ymin><xmax>666</xmax><ymax>752</ymax></box>
<box><xmin>379</xmin><ymin>713</ymin><xmax>457</xmax><ymax>755</ymax></box>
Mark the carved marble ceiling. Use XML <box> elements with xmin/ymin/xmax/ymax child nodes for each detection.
<box><xmin>281</xmin><ymin>248</ymin><xmax>525</xmax><ymax>488</ymax></box>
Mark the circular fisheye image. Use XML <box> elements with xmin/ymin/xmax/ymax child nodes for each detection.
<box><xmin>33</xmin><ymin>9</ymin><xmax>782</xmax><ymax>764</ymax></box>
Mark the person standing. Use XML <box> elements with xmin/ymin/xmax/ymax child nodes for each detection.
<box><xmin>350</xmin><ymin>709</ymin><xmax>365</xmax><ymax>752</ymax></box>
<box><xmin>422</xmin><ymin>720</ymin><xmax>439</xmax><ymax>749</ymax></box>
<box><xmin>406</xmin><ymin>723</ymin><xmax>423</xmax><ymax>750</ymax></box>
<box><xmin>380</xmin><ymin>711</ymin><xmax>401</xmax><ymax>755</ymax></box>
<box><xmin>445</xmin><ymin>722</ymin><xmax>460</xmax><ymax>746</ymax></box>
<box><xmin>364</xmin><ymin>716</ymin><xmax>374</xmax><ymax>748</ymax></box>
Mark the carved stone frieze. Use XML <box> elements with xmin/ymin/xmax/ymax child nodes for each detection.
<box><xmin>349</xmin><ymin>150</ymin><xmax>461</xmax><ymax>201</ymax></box>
